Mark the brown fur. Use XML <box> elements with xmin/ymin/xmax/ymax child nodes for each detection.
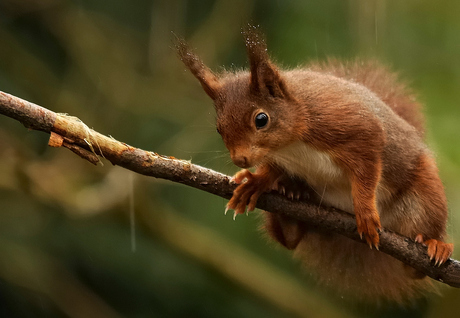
<box><xmin>308</xmin><ymin>59</ymin><xmax>425</xmax><ymax>136</ymax></box>
<box><xmin>177</xmin><ymin>25</ymin><xmax>453</xmax><ymax>303</ymax></box>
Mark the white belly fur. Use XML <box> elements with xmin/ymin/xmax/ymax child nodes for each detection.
<box><xmin>269</xmin><ymin>141</ymin><xmax>355</xmax><ymax>213</ymax></box>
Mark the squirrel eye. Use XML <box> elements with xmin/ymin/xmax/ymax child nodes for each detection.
<box><xmin>254</xmin><ymin>112</ymin><xmax>269</xmax><ymax>129</ymax></box>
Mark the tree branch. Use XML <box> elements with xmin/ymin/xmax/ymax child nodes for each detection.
<box><xmin>1</xmin><ymin>90</ymin><xmax>459</xmax><ymax>288</ymax></box>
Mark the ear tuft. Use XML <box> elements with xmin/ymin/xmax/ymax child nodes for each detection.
<box><xmin>242</xmin><ymin>25</ymin><xmax>289</xmax><ymax>99</ymax></box>
<box><xmin>242</xmin><ymin>24</ymin><xmax>269</xmax><ymax>67</ymax></box>
<box><xmin>175</xmin><ymin>35</ymin><xmax>222</xmax><ymax>101</ymax></box>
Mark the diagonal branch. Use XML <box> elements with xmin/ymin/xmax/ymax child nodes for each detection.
<box><xmin>1</xmin><ymin>90</ymin><xmax>459</xmax><ymax>288</ymax></box>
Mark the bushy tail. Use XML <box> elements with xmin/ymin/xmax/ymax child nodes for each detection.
<box><xmin>295</xmin><ymin>231</ymin><xmax>434</xmax><ymax>304</ymax></box>
<box><xmin>309</xmin><ymin>59</ymin><xmax>425</xmax><ymax>136</ymax></box>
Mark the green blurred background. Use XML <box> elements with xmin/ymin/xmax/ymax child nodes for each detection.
<box><xmin>0</xmin><ymin>0</ymin><xmax>459</xmax><ymax>317</ymax></box>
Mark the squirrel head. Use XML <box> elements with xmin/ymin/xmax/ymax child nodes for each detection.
<box><xmin>177</xmin><ymin>25</ymin><xmax>304</xmax><ymax>168</ymax></box>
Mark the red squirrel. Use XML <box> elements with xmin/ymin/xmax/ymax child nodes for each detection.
<box><xmin>177</xmin><ymin>25</ymin><xmax>453</xmax><ymax>303</ymax></box>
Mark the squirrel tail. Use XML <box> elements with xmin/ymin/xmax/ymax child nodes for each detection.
<box><xmin>261</xmin><ymin>212</ymin><xmax>436</xmax><ymax>304</ymax></box>
<box><xmin>294</xmin><ymin>231</ymin><xmax>435</xmax><ymax>304</ymax></box>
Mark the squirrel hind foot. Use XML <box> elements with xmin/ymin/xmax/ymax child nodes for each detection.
<box><xmin>272</xmin><ymin>175</ymin><xmax>312</xmax><ymax>201</ymax></box>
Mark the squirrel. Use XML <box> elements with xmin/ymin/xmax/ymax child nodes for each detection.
<box><xmin>176</xmin><ymin>25</ymin><xmax>453</xmax><ymax>303</ymax></box>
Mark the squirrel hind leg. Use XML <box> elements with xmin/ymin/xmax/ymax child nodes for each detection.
<box><xmin>263</xmin><ymin>212</ymin><xmax>307</xmax><ymax>250</ymax></box>
<box><xmin>415</xmin><ymin>234</ymin><xmax>453</xmax><ymax>266</ymax></box>
<box><xmin>263</xmin><ymin>175</ymin><xmax>313</xmax><ymax>249</ymax></box>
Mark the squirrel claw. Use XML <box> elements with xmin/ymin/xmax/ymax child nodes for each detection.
<box><xmin>415</xmin><ymin>234</ymin><xmax>425</xmax><ymax>245</ymax></box>
<box><xmin>272</xmin><ymin>176</ymin><xmax>309</xmax><ymax>201</ymax></box>
<box><xmin>435</xmin><ymin>257</ymin><xmax>441</xmax><ymax>267</ymax></box>
<box><xmin>280</xmin><ymin>186</ymin><xmax>286</xmax><ymax>196</ymax></box>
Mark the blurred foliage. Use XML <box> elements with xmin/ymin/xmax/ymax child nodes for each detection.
<box><xmin>0</xmin><ymin>0</ymin><xmax>459</xmax><ymax>317</ymax></box>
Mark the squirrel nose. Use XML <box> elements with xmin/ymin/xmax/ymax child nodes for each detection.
<box><xmin>232</xmin><ymin>155</ymin><xmax>250</xmax><ymax>168</ymax></box>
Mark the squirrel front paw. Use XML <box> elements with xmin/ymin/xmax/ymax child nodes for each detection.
<box><xmin>226</xmin><ymin>169</ymin><xmax>272</xmax><ymax>218</ymax></box>
<box><xmin>355</xmin><ymin>210</ymin><xmax>382</xmax><ymax>249</ymax></box>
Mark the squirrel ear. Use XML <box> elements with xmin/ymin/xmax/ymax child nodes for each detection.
<box><xmin>243</xmin><ymin>25</ymin><xmax>289</xmax><ymax>99</ymax></box>
<box><xmin>176</xmin><ymin>37</ymin><xmax>221</xmax><ymax>101</ymax></box>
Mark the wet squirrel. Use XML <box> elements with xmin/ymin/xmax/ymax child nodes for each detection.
<box><xmin>177</xmin><ymin>25</ymin><xmax>453</xmax><ymax>303</ymax></box>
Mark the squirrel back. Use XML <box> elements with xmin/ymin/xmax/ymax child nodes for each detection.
<box><xmin>308</xmin><ymin>59</ymin><xmax>425</xmax><ymax>136</ymax></box>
